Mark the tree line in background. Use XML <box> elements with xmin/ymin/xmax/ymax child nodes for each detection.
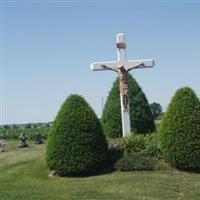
<box><xmin>150</xmin><ymin>102</ymin><xmax>163</xmax><ymax>119</ymax></box>
<box><xmin>0</xmin><ymin>124</ymin><xmax>51</xmax><ymax>140</ymax></box>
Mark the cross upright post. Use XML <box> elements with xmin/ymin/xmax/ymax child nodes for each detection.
<box><xmin>116</xmin><ymin>33</ymin><xmax>131</xmax><ymax>137</ymax></box>
<box><xmin>90</xmin><ymin>33</ymin><xmax>155</xmax><ymax>137</ymax></box>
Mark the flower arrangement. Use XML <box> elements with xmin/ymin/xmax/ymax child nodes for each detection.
<box><xmin>0</xmin><ymin>139</ymin><xmax>6</xmax><ymax>147</ymax></box>
<box><xmin>0</xmin><ymin>139</ymin><xmax>6</xmax><ymax>152</ymax></box>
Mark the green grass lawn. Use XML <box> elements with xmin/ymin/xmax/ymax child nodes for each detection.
<box><xmin>0</xmin><ymin>140</ymin><xmax>200</xmax><ymax>200</ymax></box>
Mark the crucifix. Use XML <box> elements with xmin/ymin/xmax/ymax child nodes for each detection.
<box><xmin>90</xmin><ymin>33</ymin><xmax>155</xmax><ymax>137</ymax></box>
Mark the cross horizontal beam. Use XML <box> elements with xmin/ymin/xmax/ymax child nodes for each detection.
<box><xmin>90</xmin><ymin>61</ymin><xmax>118</xmax><ymax>71</ymax></box>
<box><xmin>90</xmin><ymin>59</ymin><xmax>154</xmax><ymax>71</ymax></box>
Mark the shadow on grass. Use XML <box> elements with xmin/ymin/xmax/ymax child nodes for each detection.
<box><xmin>155</xmin><ymin>159</ymin><xmax>200</xmax><ymax>174</ymax></box>
<box><xmin>177</xmin><ymin>168</ymin><xmax>200</xmax><ymax>174</ymax></box>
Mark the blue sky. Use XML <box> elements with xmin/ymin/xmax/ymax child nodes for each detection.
<box><xmin>1</xmin><ymin>1</ymin><xmax>200</xmax><ymax>124</ymax></box>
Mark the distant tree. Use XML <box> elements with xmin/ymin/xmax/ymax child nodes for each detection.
<box><xmin>32</xmin><ymin>124</ymin><xmax>38</xmax><ymax>128</ymax></box>
<box><xmin>25</xmin><ymin>123</ymin><xmax>32</xmax><ymax>128</ymax></box>
<box><xmin>102</xmin><ymin>74</ymin><xmax>155</xmax><ymax>138</ymax></box>
<box><xmin>4</xmin><ymin>125</ymin><xmax>10</xmax><ymax>129</ymax></box>
<box><xmin>13</xmin><ymin>124</ymin><xmax>18</xmax><ymax>129</ymax></box>
<box><xmin>150</xmin><ymin>102</ymin><xmax>163</xmax><ymax>119</ymax></box>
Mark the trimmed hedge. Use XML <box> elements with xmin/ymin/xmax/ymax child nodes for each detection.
<box><xmin>159</xmin><ymin>87</ymin><xmax>200</xmax><ymax>170</ymax></box>
<box><xmin>46</xmin><ymin>94</ymin><xmax>108</xmax><ymax>176</ymax></box>
<box><xmin>102</xmin><ymin>74</ymin><xmax>155</xmax><ymax>138</ymax></box>
<box><xmin>115</xmin><ymin>152</ymin><xmax>155</xmax><ymax>171</ymax></box>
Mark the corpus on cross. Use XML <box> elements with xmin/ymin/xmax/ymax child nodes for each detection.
<box><xmin>90</xmin><ymin>33</ymin><xmax>155</xmax><ymax>137</ymax></box>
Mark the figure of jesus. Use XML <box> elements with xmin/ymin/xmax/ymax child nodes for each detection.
<box><xmin>102</xmin><ymin>63</ymin><xmax>144</xmax><ymax>112</ymax></box>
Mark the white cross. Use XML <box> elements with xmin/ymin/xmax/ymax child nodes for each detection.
<box><xmin>90</xmin><ymin>33</ymin><xmax>155</xmax><ymax>137</ymax></box>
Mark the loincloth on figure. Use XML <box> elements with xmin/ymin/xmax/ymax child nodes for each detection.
<box><xmin>119</xmin><ymin>83</ymin><xmax>129</xmax><ymax>112</ymax></box>
<box><xmin>120</xmin><ymin>83</ymin><xmax>129</xmax><ymax>96</ymax></box>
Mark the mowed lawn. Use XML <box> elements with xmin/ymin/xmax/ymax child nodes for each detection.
<box><xmin>0</xmin><ymin>141</ymin><xmax>200</xmax><ymax>200</ymax></box>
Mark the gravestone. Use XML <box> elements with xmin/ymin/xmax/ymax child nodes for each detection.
<box><xmin>19</xmin><ymin>134</ymin><xmax>29</xmax><ymax>148</ymax></box>
<box><xmin>0</xmin><ymin>139</ymin><xmax>6</xmax><ymax>152</ymax></box>
<box><xmin>35</xmin><ymin>132</ymin><xmax>43</xmax><ymax>144</ymax></box>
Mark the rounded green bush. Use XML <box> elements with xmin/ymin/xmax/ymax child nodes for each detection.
<box><xmin>102</xmin><ymin>74</ymin><xmax>155</xmax><ymax>138</ymax></box>
<box><xmin>159</xmin><ymin>87</ymin><xmax>200</xmax><ymax>170</ymax></box>
<box><xmin>46</xmin><ymin>94</ymin><xmax>108</xmax><ymax>176</ymax></box>
<box><xmin>115</xmin><ymin>152</ymin><xmax>154</xmax><ymax>171</ymax></box>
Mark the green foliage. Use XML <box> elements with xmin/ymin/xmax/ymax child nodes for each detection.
<box><xmin>142</xmin><ymin>134</ymin><xmax>162</xmax><ymax>158</ymax></box>
<box><xmin>121</xmin><ymin>133</ymin><xmax>162</xmax><ymax>158</ymax></box>
<box><xmin>0</xmin><ymin>126</ymin><xmax>50</xmax><ymax>140</ymax></box>
<box><xmin>115</xmin><ymin>152</ymin><xmax>155</xmax><ymax>171</ymax></box>
<box><xmin>102</xmin><ymin>74</ymin><xmax>155</xmax><ymax>138</ymax></box>
<box><xmin>3</xmin><ymin>125</ymin><xmax>10</xmax><ymax>129</ymax></box>
<box><xmin>46</xmin><ymin>94</ymin><xmax>108</xmax><ymax>176</ymax></box>
<box><xmin>101</xmin><ymin>78</ymin><xmax>121</xmax><ymax>138</ymax></box>
<box><xmin>150</xmin><ymin>102</ymin><xmax>163</xmax><ymax>119</ymax></box>
<box><xmin>121</xmin><ymin>134</ymin><xmax>146</xmax><ymax>153</ymax></box>
<box><xmin>159</xmin><ymin>87</ymin><xmax>200</xmax><ymax>170</ymax></box>
<box><xmin>107</xmin><ymin>148</ymin><xmax>123</xmax><ymax>168</ymax></box>
<box><xmin>25</xmin><ymin>123</ymin><xmax>32</xmax><ymax>128</ymax></box>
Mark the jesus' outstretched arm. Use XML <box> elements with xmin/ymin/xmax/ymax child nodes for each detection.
<box><xmin>127</xmin><ymin>62</ymin><xmax>145</xmax><ymax>71</ymax></box>
<box><xmin>101</xmin><ymin>65</ymin><xmax>119</xmax><ymax>73</ymax></box>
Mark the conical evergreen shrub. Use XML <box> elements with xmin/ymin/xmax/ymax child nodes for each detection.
<box><xmin>159</xmin><ymin>87</ymin><xmax>200</xmax><ymax>170</ymax></box>
<box><xmin>102</xmin><ymin>74</ymin><xmax>155</xmax><ymax>138</ymax></box>
<box><xmin>46</xmin><ymin>94</ymin><xmax>108</xmax><ymax>176</ymax></box>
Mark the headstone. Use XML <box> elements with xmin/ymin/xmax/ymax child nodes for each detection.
<box><xmin>35</xmin><ymin>132</ymin><xmax>43</xmax><ymax>144</ymax></box>
<box><xmin>19</xmin><ymin>134</ymin><xmax>29</xmax><ymax>148</ymax></box>
<box><xmin>0</xmin><ymin>139</ymin><xmax>6</xmax><ymax>152</ymax></box>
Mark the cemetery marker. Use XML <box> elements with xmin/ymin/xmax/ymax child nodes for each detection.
<box><xmin>90</xmin><ymin>33</ymin><xmax>155</xmax><ymax>137</ymax></box>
